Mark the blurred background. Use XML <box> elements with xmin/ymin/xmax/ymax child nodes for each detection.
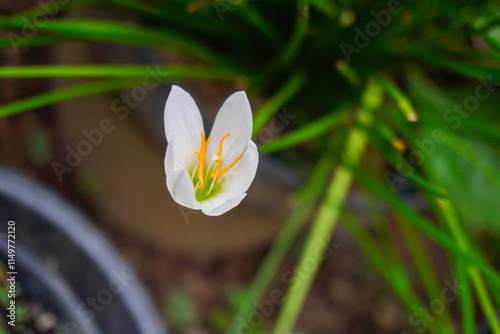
<box><xmin>0</xmin><ymin>0</ymin><xmax>499</xmax><ymax>333</ymax></box>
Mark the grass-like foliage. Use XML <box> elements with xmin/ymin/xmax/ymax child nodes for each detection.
<box><xmin>1</xmin><ymin>0</ymin><xmax>500</xmax><ymax>332</ymax></box>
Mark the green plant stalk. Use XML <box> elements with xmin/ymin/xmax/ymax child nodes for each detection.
<box><xmin>0</xmin><ymin>66</ymin><xmax>238</xmax><ymax>118</ymax></box>
<box><xmin>335</xmin><ymin>60</ymin><xmax>361</xmax><ymax>89</ymax></box>
<box><xmin>258</xmin><ymin>103</ymin><xmax>350</xmax><ymax>154</ymax></box>
<box><xmin>436</xmin><ymin>198</ymin><xmax>500</xmax><ymax>334</ymax></box>
<box><xmin>0</xmin><ymin>16</ymin><xmax>230</xmax><ymax>66</ymax></box>
<box><xmin>362</xmin><ymin>198</ymin><xmax>449</xmax><ymax>333</ymax></box>
<box><xmin>471</xmin><ymin>267</ymin><xmax>500</xmax><ymax>332</ymax></box>
<box><xmin>394</xmin><ymin>75</ymin><xmax>500</xmax><ymax>332</ymax></box>
<box><xmin>342</xmin><ymin>211</ymin><xmax>442</xmax><ymax>334</ymax></box>
<box><xmin>0</xmin><ymin>79</ymin><xmax>142</xmax><ymax>118</ymax></box>
<box><xmin>354</xmin><ymin>170</ymin><xmax>500</xmax><ymax>287</ymax></box>
<box><xmin>421</xmin><ymin>58</ymin><xmax>500</xmax><ymax>84</ymax></box>
<box><xmin>238</xmin><ymin>1</ymin><xmax>281</xmax><ymax>43</ymax></box>
<box><xmin>252</xmin><ymin>72</ymin><xmax>305</xmax><ymax>136</ymax></box>
<box><xmin>376</xmin><ymin>75</ymin><xmax>418</xmax><ymax>122</ymax></box>
<box><xmin>396</xmin><ymin>216</ymin><xmax>455</xmax><ymax>333</ymax></box>
<box><xmin>361</xmin><ymin>92</ymin><xmax>500</xmax><ymax>292</ymax></box>
<box><xmin>364</xmin><ymin>196</ymin><xmax>452</xmax><ymax>333</ymax></box>
<box><xmin>271</xmin><ymin>79</ymin><xmax>383</xmax><ymax>334</ymax></box>
<box><xmin>445</xmin><ymin>133</ymin><xmax>500</xmax><ymax>194</ymax></box>
<box><xmin>271</xmin><ymin>145</ymin><xmax>358</xmax><ymax>334</ymax></box>
<box><xmin>364</xmin><ymin>195</ymin><xmax>404</xmax><ymax>271</ymax></box>
<box><xmin>404</xmin><ymin>69</ymin><xmax>500</xmax><ymax>194</ymax></box>
<box><xmin>363</xmin><ymin>122</ymin><xmax>449</xmax><ymax>199</ymax></box>
<box><xmin>227</xmin><ymin>151</ymin><xmax>333</xmax><ymax>334</ymax></box>
<box><xmin>280</xmin><ymin>0</ymin><xmax>309</xmax><ymax>65</ymax></box>
<box><xmin>456</xmin><ymin>259</ymin><xmax>475</xmax><ymax>334</ymax></box>
<box><xmin>405</xmin><ymin>67</ymin><xmax>500</xmax><ymax>142</ymax></box>
<box><xmin>373</xmin><ymin>116</ymin><xmax>402</xmax><ymax>148</ymax></box>
<box><xmin>0</xmin><ymin>65</ymin><xmax>238</xmax><ymax>79</ymax></box>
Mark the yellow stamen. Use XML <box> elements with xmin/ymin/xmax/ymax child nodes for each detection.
<box><xmin>216</xmin><ymin>154</ymin><xmax>243</xmax><ymax>178</ymax></box>
<box><xmin>217</xmin><ymin>133</ymin><xmax>231</xmax><ymax>159</ymax></box>
<box><xmin>210</xmin><ymin>133</ymin><xmax>231</xmax><ymax>178</ymax></box>
<box><xmin>210</xmin><ymin>163</ymin><xmax>222</xmax><ymax>179</ymax></box>
<box><xmin>195</xmin><ymin>132</ymin><xmax>243</xmax><ymax>186</ymax></box>
<box><xmin>194</xmin><ymin>132</ymin><xmax>211</xmax><ymax>189</ymax></box>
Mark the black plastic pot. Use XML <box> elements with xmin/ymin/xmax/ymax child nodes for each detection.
<box><xmin>0</xmin><ymin>166</ymin><xmax>167</xmax><ymax>334</ymax></box>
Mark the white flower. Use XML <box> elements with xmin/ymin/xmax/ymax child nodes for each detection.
<box><xmin>164</xmin><ymin>85</ymin><xmax>259</xmax><ymax>216</ymax></box>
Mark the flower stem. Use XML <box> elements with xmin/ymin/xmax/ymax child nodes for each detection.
<box><xmin>226</xmin><ymin>149</ymin><xmax>333</xmax><ymax>334</ymax></box>
<box><xmin>436</xmin><ymin>198</ymin><xmax>500</xmax><ymax>334</ymax></box>
<box><xmin>396</xmin><ymin>215</ymin><xmax>456</xmax><ymax>333</ymax></box>
<box><xmin>271</xmin><ymin>79</ymin><xmax>383</xmax><ymax>333</ymax></box>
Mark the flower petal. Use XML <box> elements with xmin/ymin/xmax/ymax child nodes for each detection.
<box><xmin>200</xmin><ymin>193</ymin><xmax>247</xmax><ymax>216</ymax></box>
<box><xmin>220</xmin><ymin>140</ymin><xmax>259</xmax><ymax>194</ymax></box>
<box><xmin>207</xmin><ymin>91</ymin><xmax>252</xmax><ymax>165</ymax></box>
<box><xmin>164</xmin><ymin>85</ymin><xmax>205</xmax><ymax>168</ymax></box>
<box><xmin>165</xmin><ymin>140</ymin><xmax>200</xmax><ymax>210</ymax></box>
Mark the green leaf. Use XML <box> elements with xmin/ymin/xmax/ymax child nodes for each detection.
<box><xmin>253</xmin><ymin>72</ymin><xmax>305</xmax><ymax>136</ymax></box>
<box><xmin>0</xmin><ymin>79</ymin><xmax>141</xmax><ymax>118</ymax></box>
<box><xmin>355</xmin><ymin>169</ymin><xmax>500</xmax><ymax>289</ymax></box>
<box><xmin>259</xmin><ymin>103</ymin><xmax>350</xmax><ymax>153</ymax></box>
<box><xmin>0</xmin><ymin>16</ymin><xmax>227</xmax><ymax>64</ymax></box>
<box><xmin>377</xmin><ymin>75</ymin><xmax>418</xmax><ymax>122</ymax></box>
<box><xmin>227</xmin><ymin>151</ymin><xmax>333</xmax><ymax>334</ymax></box>
<box><xmin>342</xmin><ymin>211</ymin><xmax>441</xmax><ymax>334</ymax></box>
<box><xmin>0</xmin><ymin>65</ymin><xmax>238</xmax><ymax>79</ymax></box>
<box><xmin>272</xmin><ymin>79</ymin><xmax>383</xmax><ymax>334</ymax></box>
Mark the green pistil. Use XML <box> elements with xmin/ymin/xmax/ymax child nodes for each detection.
<box><xmin>191</xmin><ymin>163</ymin><xmax>224</xmax><ymax>202</ymax></box>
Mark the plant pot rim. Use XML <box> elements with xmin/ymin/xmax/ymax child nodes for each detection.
<box><xmin>0</xmin><ymin>165</ymin><xmax>167</xmax><ymax>334</ymax></box>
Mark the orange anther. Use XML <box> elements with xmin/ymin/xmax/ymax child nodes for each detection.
<box><xmin>216</xmin><ymin>154</ymin><xmax>243</xmax><ymax>178</ymax></box>
<box><xmin>196</xmin><ymin>132</ymin><xmax>243</xmax><ymax>185</ymax></box>
<box><xmin>217</xmin><ymin>133</ymin><xmax>230</xmax><ymax>160</ymax></box>
<box><xmin>195</xmin><ymin>132</ymin><xmax>211</xmax><ymax>189</ymax></box>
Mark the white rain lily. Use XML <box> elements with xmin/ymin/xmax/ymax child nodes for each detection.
<box><xmin>164</xmin><ymin>85</ymin><xmax>259</xmax><ymax>216</ymax></box>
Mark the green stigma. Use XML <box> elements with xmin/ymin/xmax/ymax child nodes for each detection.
<box><xmin>190</xmin><ymin>162</ymin><xmax>224</xmax><ymax>202</ymax></box>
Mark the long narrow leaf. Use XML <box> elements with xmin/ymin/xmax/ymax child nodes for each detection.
<box><xmin>228</xmin><ymin>151</ymin><xmax>333</xmax><ymax>333</ymax></box>
<box><xmin>0</xmin><ymin>16</ymin><xmax>228</xmax><ymax>65</ymax></box>
<box><xmin>0</xmin><ymin>65</ymin><xmax>238</xmax><ymax>80</ymax></box>
<box><xmin>259</xmin><ymin>103</ymin><xmax>350</xmax><ymax>153</ymax></box>
<box><xmin>0</xmin><ymin>79</ymin><xmax>141</xmax><ymax>118</ymax></box>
